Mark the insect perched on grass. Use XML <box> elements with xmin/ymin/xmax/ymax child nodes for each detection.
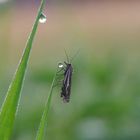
<box><xmin>59</xmin><ymin>61</ymin><xmax>73</xmax><ymax>103</ymax></box>
<box><xmin>57</xmin><ymin>49</ymin><xmax>79</xmax><ymax>103</ymax></box>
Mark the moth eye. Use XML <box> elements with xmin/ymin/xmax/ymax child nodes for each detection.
<box><xmin>58</xmin><ymin>63</ymin><xmax>64</xmax><ymax>68</ymax></box>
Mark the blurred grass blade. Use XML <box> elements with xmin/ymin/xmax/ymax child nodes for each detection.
<box><xmin>36</xmin><ymin>68</ymin><xmax>58</xmax><ymax>140</ymax></box>
<box><xmin>0</xmin><ymin>0</ymin><xmax>46</xmax><ymax>139</ymax></box>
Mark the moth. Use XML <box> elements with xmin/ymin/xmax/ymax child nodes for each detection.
<box><xmin>57</xmin><ymin>49</ymin><xmax>79</xmax><ymax>103</ymax></box>
<box><xmin>60</xmin><ymin>61</ymin><xmax>73</xmax><ymax>103</ymax></box>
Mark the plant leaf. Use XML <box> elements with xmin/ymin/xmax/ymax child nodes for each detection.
<box><xmin>0</xmin><ymin>0</ymin><xmax>46</xmax><ymax>139</ymax></box>
<box><xmin>35</xmin><ymin>68</ymin><xmax>58</xmax><ymax>140</ymax></box>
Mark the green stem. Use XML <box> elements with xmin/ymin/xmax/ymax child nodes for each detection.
<box><xmin>36</xmin><ymin>68</ymin><xmax>58</xmax><ymax>140</ymax></box>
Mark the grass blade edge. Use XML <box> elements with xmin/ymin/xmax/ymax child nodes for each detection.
<box><xmin>0</xmin><ymin>0</ymin><xmax>46</xmax><ymax>139</ymax></box>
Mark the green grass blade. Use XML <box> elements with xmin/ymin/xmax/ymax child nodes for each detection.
<box><xmin>36</xmin><ymin>68</ymin><xmax>58</xmax><ymax>140</ymax></box>
<box><xmin>0</xmin><ymin>0</ymin><xmax>46</xmax><ymax>139</ymax></box>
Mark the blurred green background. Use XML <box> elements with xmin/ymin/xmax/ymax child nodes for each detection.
<box><xmin>0</xmin><ymin>0</ymin><xmax>140</xmax><ymax>140</ymax></box>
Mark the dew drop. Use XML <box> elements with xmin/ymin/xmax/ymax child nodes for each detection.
<box><xmin>39</xmin><ymin>13</ymin><xmax>47</xmax><ymax>23</ymax></box>
<box><xmin>58</xmin><ymin>63</ymin><xmax>64</xmax><ymax>68</ymax></box>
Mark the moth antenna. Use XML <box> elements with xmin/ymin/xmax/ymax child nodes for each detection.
<box><xmin>64</xmin><ymin>48</ymin><xmax>70</xmax><ymax>63</ymax></box>
<box><xmin>70</xmin><ymin>48</ymin><xmax>80</xmax><ymax>63</ymax></box>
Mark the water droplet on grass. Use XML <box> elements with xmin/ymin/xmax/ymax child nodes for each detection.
<box><xmin>39</xmin><ymin>13</ymin><xmax>47</xmax><ymax>23</ymax></box>
<box><xmin>58</xmin><ymin>63</ymin><xmax>64</xmax><ymax>68</ymax></box>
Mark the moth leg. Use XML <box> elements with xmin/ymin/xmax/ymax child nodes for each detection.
<box><xmin>53</xmin><ymin>80</ymin><xmax>63</xmax><ymax>88</ymax></box>
<box><xmin>57</xmin><ymin>68</ymin><xmax>65</xmax><ymax>74</ymax></box>
<box><xmin>53</xmin><ymin>83</ymin><xmax>62</xmax><ymax>88</ymax></box>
